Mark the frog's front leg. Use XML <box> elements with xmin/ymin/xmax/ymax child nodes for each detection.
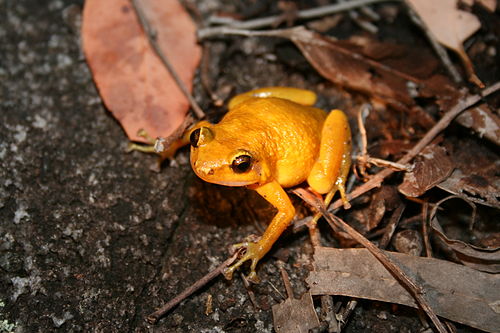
<box><xmin>224</xmin><ymin>180</ymin><xmax>295</xmax><ymax>283</ymax></box>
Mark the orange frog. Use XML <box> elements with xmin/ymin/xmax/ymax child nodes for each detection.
<box><xmin>186</xmin><ymin>87</ymin><xmax>351</xmax><ymax>282</ymax></box>
<box><xmin>131</xmin><ymin>87</ymin><xmax>351</xmax><ymax>282</ymax></box>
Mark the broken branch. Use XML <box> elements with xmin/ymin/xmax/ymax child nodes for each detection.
<box><xmin>146</xmin><ymin>251</ymin><xmax>239</xmax><ymax>324</ymax></box>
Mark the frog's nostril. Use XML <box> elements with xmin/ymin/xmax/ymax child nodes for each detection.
<box><xmin>199</xmin><ymin>165</ymin><xmax>214</xmax><ymax>176</ymax></box>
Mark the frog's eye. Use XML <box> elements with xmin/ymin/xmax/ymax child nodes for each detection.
<box><xmin>190</xmin><ymin>129</ymin><xmax>201</xmax><ymax>147</ymax></box>
<box><xmin>190</xmin><ymin>127</ymin><xmax>213</xmax><ymax>148</ymax></box>
<box><xmin>231</xmin><ymin>154</ymin><xmax>252</xmax><ymax>173</ymax></box>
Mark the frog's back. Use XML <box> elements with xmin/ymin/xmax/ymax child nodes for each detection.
<box><xmin>220</xmin><ymin>97</ymin><xmax>327</xmax><ymax>187</ymax></box>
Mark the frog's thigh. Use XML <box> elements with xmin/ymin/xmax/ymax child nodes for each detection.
<box><xmin>228</xmin><ymin>87</ymin><xmax>317</xmax><ymax>108</ymax></box>
<box><xmin>307</xmin><ymin>109</ymin><xmax>351</xmax><ymax>194</ymax></box>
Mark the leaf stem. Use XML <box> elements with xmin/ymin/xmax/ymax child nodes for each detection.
<box><xmin>130</xmin><ymin>0</ymin><xmax>205</xmax><ymax>119</ymax></box>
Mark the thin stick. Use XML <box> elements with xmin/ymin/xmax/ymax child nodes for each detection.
<box><xmin>339</xmin><ymin>0</ymin><xmax>379</xmax><ymax>33</ymax></box>
<box><xmin>337</xmin><ymin>299</ymin><xmax>358</xmax><ymax>331</ymax></box>
<box><xmin>279</xmin><ymin>266</ymin><xmax>294</xmax><ymax>299</ymax></box>
<box><xmin>364</xmin><ymin>156</ymin><xmax>412</xmax><ymax>171</ymax></box>
<box><xmin>241</xmin><ymin>273</ymin><xmax>260</xmax><ymax>309</ymax></box>
<box><xmin>328</xmin><ymin>81</ymin><xmax>500</xmax><ymax>211</ymax></box>
<box><xmin>146</xmin><ymin>252</ymin><xmax>239</xmax><ymax>324</ymax></box>
<box><xmin>422</xmin><ymin>202</ymin><xmax>433</xmax><ymax>258</ymax></box>
<box><xmin>198</xmin><ymin>0</ymin><xmax>401</xmax><ymax>40</ymax></box>
<box><xmin>379</xmin><ymin>203</ymin><xmax>406</xmax><ymax>249</ymax></box>
<box><xmin>355</xmin><ymin>104</ymin><xmax>371</xmax><ymax>177</ymax></box>
<box><xmin>130</xmin><ymin>0</ymin><xmax>205</xmax><ymax>119</ymax></box>
<box><xmin>293</xmin><ymin>188</ymin><xmax>448</xmax><ymax>333</ymax></box>
<box><xmin>357</xmin><ymin>104</ymin><xmax>370</xmax><ymax>159</ymax></box>
<box><xmin>405</xmin><ymin>3</ymin><xmax>462</xmax><ymax>84</ymax></box>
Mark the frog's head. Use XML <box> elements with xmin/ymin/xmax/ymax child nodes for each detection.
<box><xmin>189</xmin><ymin>126</ymin><xmax>270</xmax><ymax>186</ymax></box>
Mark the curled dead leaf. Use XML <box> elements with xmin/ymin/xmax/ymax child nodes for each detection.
<box><xmin>399</xmin><ymin>145</ymin><xmax>454</xmax><ymax>197</ymax></box>
<box><xmin>430</xmin><ymin>197</ymin><xmax>500</xmax><ymax>273</ymax></box>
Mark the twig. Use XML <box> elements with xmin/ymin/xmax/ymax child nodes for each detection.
<box><xmin>241</xmin><ymin>273</ymin><xmax>260</xmax><ymax>309</ymax></box>
<box><xmin>421</xmin><ymin>202</ymin><xmax>433</xmax><ymax>258</ymax></box>
<box><xmin>359</xmin><ymin>5</ymin><xmax>381</xmax><ymax>20</ymax></box>
<box><xmin>405</xmin><ymin>2</ymin><xmax>462</xmax><ymax>84</ymax></box>
<box><xmin>339</xmin><ymin>0</ymin><xmax>379</xmax><ymax>33</ymax></box>
<box><xmin>320</xmin><ymin>296</ymin><xmax>339</xmax><ymax>332</ymax></box>
<box><xmin>363</xmin><ymin>156</ymin><xmax>412</xmax><ymax>171</ymax></box>
<box><xmin>379</xmin><ymin>203</ymin><xmax>406</xmax><ymax>249</ymax></box>
<box><xmin>355</xmin><ymin>104</ymin><xmax>371</xmax><ymax>177</ymax></box>
<box><xmin>198</xmin><ymin>0</ymin><xmax>401</xmax><ymax>40</ymax></box>
<box><xmin>200</xmin><ymin>43</ymin><xmax>223</xmax><ymax>105</ymax></box>
<box><xmin>293</xmin><ymin>188</ymin><xmax>448</xmax><ymax>333</ymax></box>
<box><xmin>337</xmin><ymin>299</ymin><xmax>358</xmax><ymax>331</ymax></box>
<box><xmin>130</xmin><ymin>0</ymin><xmax>205</xmax><ymax>119</ymax></box>
<box><xmin>328</xmin><ymin>81</ymin><xmax>500</xmax><ymax>211</ymax></box>
<box><xmin>268</xmin><ymin>280</ymin><xmax>286</xmax><ymax>301</ymax></box>
<box><xmin>279</xmin><ymin>266</ymin><xmax>294</xmax><ymax>299</ymax></box>
<box><xmin>146</xmin><ymin>251</ymin><xmax>239</xmax><ymax>324</ymax></box>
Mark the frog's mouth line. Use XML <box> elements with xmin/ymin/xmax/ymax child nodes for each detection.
<box><xmin>208</xmin><ymin>179</ymin><xmax>257</xmax><ymax>187</ymax></box>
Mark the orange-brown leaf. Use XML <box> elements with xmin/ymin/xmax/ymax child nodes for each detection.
<box><xmin>82</xmin><ymin>0</ymin><xmax>201</xmax><ymax>142</ymax></box>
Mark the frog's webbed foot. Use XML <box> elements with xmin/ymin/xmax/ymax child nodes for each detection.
<box><xmin>126</xmin><ymin>129</ymin><xmax>157</xmax><ymax>153</ymax></box>
<box><xmin>224</xmin><ymin>236</ymin><xmax>266</xmax><ymax>283</ymax></box>
<box><xmin>126</xmin><ymin>129</ymin><xmax>180</xmax><ymax>168</ymax></box>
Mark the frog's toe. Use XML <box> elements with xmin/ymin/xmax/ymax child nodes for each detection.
<box><xmin>245</xmin><ymin>261</ymin><xmax>261</xmax><ymax>284</ymax></box>
<box><xmin>223</xmin><ymin>241</ymin><xmax>266</xmax><ymax>283</ymax></box>
<box><xmin>127</xmin><ymin>142</ymin><xmax>156</xmax><ymax>154</ymax></box>
<box><xmin>338</xmin><ymin>183</ymin><xmax>351</xmax><ymax>209</ymax></box>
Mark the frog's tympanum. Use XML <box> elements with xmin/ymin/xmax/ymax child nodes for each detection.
<box><xmin>187</xmin><ymin>87</ymin><xmax>351</xmax><ymax>283</ymax></box>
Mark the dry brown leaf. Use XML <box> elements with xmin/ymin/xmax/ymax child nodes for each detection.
<box><xmin>438</xmin><ymin>169</ymin><xmax>500</xmax><ymax>208</ymax></box>
<box><xmin>82</xmin><ymin>0</ymin><xmax>201</xmax><ymax>143</ymax></box>
<box><xmin>392</xmin><ymin>230</ymin><xmax>423</xmax><ymax>256</ymax></box>
<box><xmin>456</xmin><ymin>104</ymin><xmax>500</xmax><ymax>146</ymax></box>
<box><xmin>280</xmin><ymin>27</ymin><xmax>460</xmax><ymax>111</ymax></box>
<box><xmin>436</xmin><ymin>138</ymin><xmax>500</xmax><ymax>208</ymax></box>
<box><xmin>399</xmin><ymin>145</ymin><xmax>454</xmax><ymax>197</ymax></box>
<box><xmin>352</xmin><ymin>186</ymin><xmax>401</xmax><ymax>232</ymax></box>
<box><xmin>463</xmin><ymin>0</ymin><xmax>497</xmax><ymax>12</ymax></box>
<box><xmin>272</xmin><ymin>292</ymin><xmax>320</xmax><ymax>333</ymax></box>
<box><xmin>307</xmin><ymin>247</ymin><xmax>500</xmax><ymax>333</ymax></box>
<box><xmin>478</xmin><ymin>0</ymin><xmax>497</xmax><ymax>11</ymax></box>
<box><xmin>431</xmin><ymin>210</ymin><xmax>500</xmax><ymax>273</ymax></box>
<box><xmin>406</xmin><ymin>0</ymin><xmax>483</xmax><ymax>86</ymax></box>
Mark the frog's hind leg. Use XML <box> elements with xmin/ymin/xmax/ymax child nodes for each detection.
<box><xmin>307</xmin><ymin>109</ymin><xmax>352</xmax><ymax>224</ymax></box>
<box><xmin>228</xmin><ymin>87</ymin><xmax>317</xmax><ymax>109</ymax></box>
